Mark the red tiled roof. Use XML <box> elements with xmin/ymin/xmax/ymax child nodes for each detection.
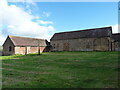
<box><xmin>50</xmin><ymin>26</ymin><xmax>112</xmax><ymax>41</ymax></box>
<box><xmin>8</xmin><ymin>35</ymin><xmax>50</xmax><ymax>46</ymax></box>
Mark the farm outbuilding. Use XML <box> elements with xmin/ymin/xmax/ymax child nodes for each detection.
<box><xmin>2</xmin><ymin>35</ymin><xmax>50</xmax><ymax>55</ymax></box>
<box><xmin>50</xmin><ymin>26</ymin><xmax>119</xmax><ymax>51</ymax></box>
<box><xmin>111</xmin><ymin>33</ymin><xmax>120</xmax><ymax>51</ymax></box>
<box><xmin>2</xmin><ymin>26</ymin><xmax>120</xmax><ymax>56</ymax></box>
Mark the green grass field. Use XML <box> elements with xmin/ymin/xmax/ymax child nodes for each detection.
<box><xmin>1</xmin><ymin>52</ymin><xmax>119</xmax><ymax>88</ymax></box>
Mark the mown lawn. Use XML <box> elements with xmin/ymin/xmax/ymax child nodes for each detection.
<box><xmin>1</xmin><ymin>52</ymin><xmax>119</xmax><ymax>88</ymax></box>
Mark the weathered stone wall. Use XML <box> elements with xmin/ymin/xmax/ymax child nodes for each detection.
<box><xmin>51</xmin><ymin>37</ymin><xmax>111</xmax><ymax>51</ymax></box>
<box><xmin>15</xmin><ymin>47</ymin><xmax>26</xmax><ymax>55</ymax></box>
<box><xmin>15</xmin><ymin>46</ymin><xmax>46</xmax><ymax>55</ymax></box>
<box><xmin>2</xmin><ymin>37</ymin><xmax>15</xmax><ymax>55</ymax></box>
<box><xmin>112</xmin><ymin>41</ymin><xmax>120</xmax><ymax>51</ymax></box>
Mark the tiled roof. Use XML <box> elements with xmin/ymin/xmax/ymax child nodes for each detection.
<box><xmin>50</xmin><ymin>26</ymin><xmax>112</xmax><ymax>41</ymax></box>
<box><xmin>8</xmin><ymin>35</ymin><xmax>50</xmax><ymax>46</ymax></box>
<box><xmin>112</xmin><ymin>33</ymin><xmax>120</xmax><ymax>42</ymax></box>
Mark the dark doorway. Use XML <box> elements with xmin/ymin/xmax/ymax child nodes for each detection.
<box><xmin>63</xmin><ymin>42</ymin><xmax>69</xmax><ymax>51</ymax></box>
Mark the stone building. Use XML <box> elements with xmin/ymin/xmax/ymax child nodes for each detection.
<box><xmin>2</xmin><ymin>26</ymin><xmax>120</xmax><ymax>56</ymax></box>
<box><xmin>2</xmin><ymin>35</ymin><xmax>50</xmax><ymax>55</ymax></box>
<box><xmin>50</xmin><ymin>26</ymin><xmax>113</xmax><ymax>51</ymax></box>
<box><xmin>111</xmin><ymin>33</ymin><xmax>120</xmax><ymax>51</ymax></box>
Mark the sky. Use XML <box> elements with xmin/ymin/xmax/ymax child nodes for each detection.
<box><xmin>0</xmin><ymin>0</ymin><xmax>119</xmax><ymax>45</ymax></box>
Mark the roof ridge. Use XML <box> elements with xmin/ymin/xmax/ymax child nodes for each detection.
<box><xmin>8</xmin><ymin>35</ymin><xmax>46</xmax><ymax>40</ymax></box>
<box><xmin>7</xmin><ymin>35</ymin><xmax>49</xmax><ymax>46</ymax></box>
<box><xmin>55</xmin><ymin>26</ymin><xmax>112</xmax><ymax>34</ymax></box>
<box><xmin>51</xmin><ymin>26</ymin><xmax>112</xmax><ymax>41</ymax></box>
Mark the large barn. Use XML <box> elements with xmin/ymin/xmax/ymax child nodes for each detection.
<box><xmin>2</xmin><ymin>26</ymin><xmax>120</xmax><ymax>56</ymax></box>
<box><xmin>2</xmin><ymin>35</ymin><xmax>50</xmax><ymax>55</ymax></box>
<box><xmin>50</xmin><ymin>26</ymin><xmax>120</xmax><ymax>51</ymax></box>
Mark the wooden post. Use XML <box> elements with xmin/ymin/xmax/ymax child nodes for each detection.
<box><xmin>25</xmin><ymin>46</ymin><xmax>27</xmax><ymax>55</ymax></box>
<box><xmin>38</xmin><ymin>39</ymin><xmax>40</xmax><ymax>55</ymax></box>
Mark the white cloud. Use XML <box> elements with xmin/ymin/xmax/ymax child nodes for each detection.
<box><xmin>0</xmin><ymin>0</ymin><xmax>55</xmax><ymax>45</ymax></box>
<box><xmin>37</xmin><ymin>20</ymin><xmax>53</xmax><ymax>25</ymax></box>
<box><xmin>112</xmin><ymin>24</ymin><xmax>120</xmax><ymax>34</ymax></box>
<box><xmin>7</xmin><ymin>22</ymin><xmax>54</xmax><ymax>37</ymax></box>
<box><xmin>43</xmin><ymin>12</ymin><xmax>51</xmax><ymax>17</ymax></box>
<box><xmin>0</xmin><ymin>30</ymin><xmax>6</xmax><ymax>46</ymax></box>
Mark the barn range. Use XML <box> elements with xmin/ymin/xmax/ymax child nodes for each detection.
<box><xmin>2</xmin><ymin>26</ymin><xmax>120</xmax><ymax>55</ymax></box>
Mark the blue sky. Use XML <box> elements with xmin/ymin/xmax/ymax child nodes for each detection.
<box><xmin>9</xmin><ymin>2</ymin><xmax>118</xmax><ymax>32</ymax></box>
<box><xmin>0</xmin><ymin>0</ymin><xmax>118</xmax><ymax>45</ymax></box>
<box><xmin>35</xmin><ymin>2</ymin><xmax>118</xmax><ymax>32</ymax></box>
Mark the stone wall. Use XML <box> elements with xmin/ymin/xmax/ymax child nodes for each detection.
<box><xmin>51</xmin><ymin>37</ymin><xmax>111</xmax><ymax>51</ymax></box>
<box><xmin>2</xmin><ymin>37</ymin><xmax>15</xmax><ymax>55</ymax></box>
<box><xmin>15</xmin><ymin>46</ymin><xmax>46</xmax><ymax>55</ymax></box>
<box><xmin>112</xmin><ymin>41</ymin><xmax>120</xmax><ymax>51</ymax></box>
<box><xmin>3</xmin><ymin>36</ymin><xmax>48</xmax><ymax>55</ymax></box>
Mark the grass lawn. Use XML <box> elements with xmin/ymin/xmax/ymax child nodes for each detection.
<box><xmin>1</xmin><ymin>52</ymin><xmax>119</xmax><ymax>88</ymax></box>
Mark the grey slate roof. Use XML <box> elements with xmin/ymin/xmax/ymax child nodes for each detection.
<box><xmin>8</xmin><ymin>35</ymin><xmax>50</xmax><ymax>47</ymax></box>
<box><xmin>112</xmin><ymin>33</ymin><xmax>120</xmax><ymax>42</ymax></box>
<box><xmin>50</xmin><ymin>26</ymin><xmax>112</xmax><ymax>41</ymax></box>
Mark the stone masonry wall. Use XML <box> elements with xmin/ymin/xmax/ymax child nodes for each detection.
<box><xmin>15</xmin><ymin>46</ymin><xmax>46</xmax><ymax>55</ymax></box>
<box><xmin>51</xmin><ymin>37</ymin><xmax>111</xmax><ymax>51</ymax></box>
<box><xmin>2</xmin><ymin>37</ymin><xmax>15</xmax><ymax>55</ymax></box>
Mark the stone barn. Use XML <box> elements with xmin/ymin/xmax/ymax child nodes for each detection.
<box><xmin>2</xmin><ymin>35</ymin><xmax>50</xmax><ymax>56</ymax></box>
<box><xmin>111</xmin><ymin>33</ymin><xmax>120</xmax><ymax>51</ymax></box>
<box><xmin>50</xmin><ymin>26</ymin><xmax>113</xmax><ymax>51</ymax></box>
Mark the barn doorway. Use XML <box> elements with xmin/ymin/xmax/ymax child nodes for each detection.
<box><xmin>93</xmin><ymin>38</ymin><xmax>109</xmax><ymax>51</ymax></box>
<box><xmin>63</xmin><ymin>42</ymin><xmax>69</xmax><ymax>51</ymax></box>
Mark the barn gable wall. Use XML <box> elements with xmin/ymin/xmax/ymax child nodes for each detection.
<box><xmin>2</xmin><ymin>37</ymin><xmax>15</xmax><ymax>55</ymax></box>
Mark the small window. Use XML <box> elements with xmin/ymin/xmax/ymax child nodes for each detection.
<box><xmin>9</xmin><ymin>46</ymin><xmax>12</xmax><ymax>51</ymax></box>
